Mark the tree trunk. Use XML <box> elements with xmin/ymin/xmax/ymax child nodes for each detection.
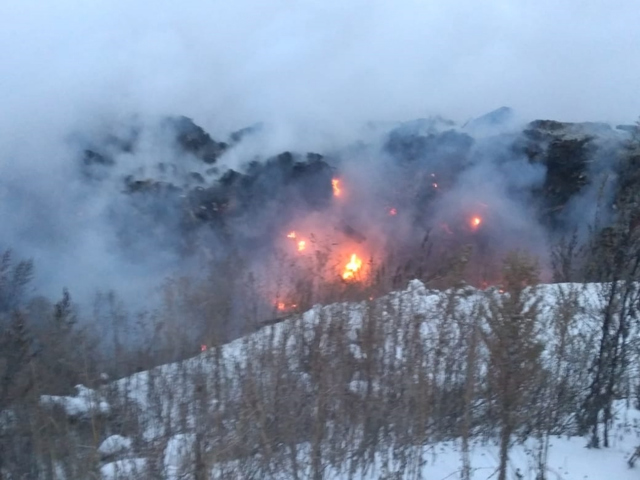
<box><xmin>498</xmin><ymin>422</ymin><xmax>512</xmax><ymax>480</ymax></box>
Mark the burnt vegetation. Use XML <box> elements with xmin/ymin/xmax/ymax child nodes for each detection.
<box><xmin>3</xmin><ymin>113</ymin><xmax>640</xmax><ymax>478</ymax></box>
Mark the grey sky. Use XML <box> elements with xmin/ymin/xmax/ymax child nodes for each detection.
<box><xmin>1</xmin><ymin>0</ymin><xmax>639</xmax><ymax>151</ymax></box>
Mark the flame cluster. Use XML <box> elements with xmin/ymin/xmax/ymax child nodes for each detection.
<box><xmin>332</xmin><ymin>178</ymin><xmax>342</xmax><ymax>197</ymax></box>
<box><xmin>277</xmin><ymin>174</ymin><xmax>490</xmax><ymax>312</ymax></box>
<box><xmin>286</xmin><ymin>231</ymin><xmax>307</xmax><ymax>251</ymax></box>
<box><xmin>283</xmin><ymin>178</ymin><xmax>367</xmax><ymax>283</ymax></box>
<box><xmin>276</xmin><ymin>301</ymin><xmax>298</xmax><ymax>311</ymax></box>
<box><xmin>342</xmin><ymin>253</ymin><xmax>363</xmax><ymax>280</ymax></box>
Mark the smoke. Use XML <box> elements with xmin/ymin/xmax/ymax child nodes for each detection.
<box><xmin>1</xmin><ymin>0</ymin><xmax>639</xmax><ymax>313</ymax></box>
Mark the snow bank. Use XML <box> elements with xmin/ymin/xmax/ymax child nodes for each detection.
<box><xmin>40</xmin><ymin>384</ymin><xmax>110</xmax><ymax>418</ymax></box>
<box><xmin>164</xmin><ymin>433</ymin><xmax>197</xmax><ymax>480</ymax></box>
<box><xmin>100</xmin><ymin>458</ymin><xmax>146</xmax><ymax>479</ymax></box>
<box><xmin>98</xmin><ymin>435</ymin><xmax>133</xmax><ymax>459</ymax></box>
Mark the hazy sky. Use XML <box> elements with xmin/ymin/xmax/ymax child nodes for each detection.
<box><xmin>1</xmin><ymin>0</ymin><xmax>639</xmax><ymax>148</ymax></box>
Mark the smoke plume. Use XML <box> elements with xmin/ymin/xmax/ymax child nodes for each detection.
<box><xmin>1</xmin><ymin>0</ymin><xmax>639</xmax><ymax>318</ymax></box>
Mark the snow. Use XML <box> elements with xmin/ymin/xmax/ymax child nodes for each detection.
<box><xmin>349</xmin><ymin>433</ymin><xmax>640</xmax><ymax>480</ymax></box>
<box><xmin>98</xmin><ymin>435</ymin><xmax>133</xmax><ymax>459</ymax></box>
<box><xmin>164</xmin><ymin>434</ymin><xmax>197</xmax><ymax>480</ymax></box>
<box><xmin>40</xmin><ymin>384</ymin><xmax>110</xmax><ymax>418</ymax></box>
<box><xmin>96</xmin><ymin>431</ymin><xmax>640</xmax><ymax>480</ymax></box>
<box><xmin>208</xmin><ymin>408</ymin><xmax>640</xmax><ymax>480</ymax></box>
<box><xmin>103</xmin><ymin>281</ymin><xmax>609</xmax><ymax>441</ymax></box>
<box><xmin>100</xmin><ymin>458</ymin><xmax>146</xmax><ymax>479</ymax></box>
<box><xmin>90</xmin><ymin>280</ymin><xmax>638</xmax><ymax>478</ymax></box>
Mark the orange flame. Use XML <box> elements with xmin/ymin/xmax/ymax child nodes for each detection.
<box><xmin>332</xmin><ymin>178</ymin><xmax>342</xmax><ymax>197</ymax></box>
<box><xmin>342</xmin><ymin>253</ymin><xmax>363</xmax><ymax>280</ymax></box>
<box><xmin>470</xmin><ymin>216</ymin><xmax>482</xmax><ymax>229</ymax></box>
<box><xmin>297</xmin><ymin>240</ymin><xmax>306</xmax><ymax>251</ymax></box>
<box><xmin>276</xmin><ymin>301</ymin><xmax>298</xmax><ymax>312</ymax></box>
<box><xmin>287</xmin><ymin>231</ymin><xmax>297</xmax><ymax>239</ymax></box>
<box><xmin>200</xmin><ymin>344</ymin><xmax>207</xmax><ymax>352</ymax></box>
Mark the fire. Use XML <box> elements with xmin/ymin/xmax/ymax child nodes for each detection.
<box><xmin>470</xmin><ymin>216</ymin><xmax>482</xmax><ymax>229</ymax></box>
<box><xmin>388</xmin><ymin>207</ymin><xmax>397</xmax><ymax>216</ymax></box>
<box><xmin>342</xmin><ymin>253</ymin><xmax>363</xmax><ymax>280</ymax></box>
<box><xmin>200</xmin><ymin>344</ymin><xmax>207</xmax><ymax>352</ymax></box>
<box><xmin>332</xmin><ymin>178</ymin><xmax>342</xmax><ymax>197</ymax></box>
<box><xmin>286</xmin><ymin>231</ymin><xmax>307</xmax><ymax>252</ymax></box>
<box><xmin>276</xmin><ymin>301</ymin><xmax>298</xmax><ymax>312</ymax></box>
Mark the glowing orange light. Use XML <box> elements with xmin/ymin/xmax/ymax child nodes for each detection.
<box><xmin>287</xmin><ymin>231</ymin><xmax>297</xmax><ymax>239</ymax></box>
<box><xmin>389</xmin><ymin>207</ymin><xmax>397</xmax><ymax>216</ymax></box>
<box><xmin>342</xmin><ymin>253</ymin><xmax>363</xmax><ymax>280</ymax></box>
<box><xmin>470</xmin><ymin>216</ymin><xmax>482</xmax><ymax>229</ymax></box>
<box><xmin>297</xmin><ymin>240</ymin><xmax>306</xmax><ymax>251</ymax></box>
<box><xmin>276</xmin><ymin>301</ymin><xmax>298</xmax><ymax>312</ymax></box>
<box><xmin>200</xmin><ymin>344</ymin><xmax>207</xmax><ymax>352</ymax></box>
<box><xmin>332</xmin><ymin>178</ymin><xmax>342</xmax><ymax>197</ymax></box>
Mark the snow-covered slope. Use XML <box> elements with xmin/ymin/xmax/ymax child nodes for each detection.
<box><xmin>54</xmin><ymin>280</ymin><xmax>638</xmax><ymax>479</ymax></box>
<box><xmin>101</xmin><ymin>404</ymin><xmax>640</xmax><ymax>480</ymax></box>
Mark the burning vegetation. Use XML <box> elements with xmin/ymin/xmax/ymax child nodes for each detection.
<box><xmin>23</xmin><ymin>110</ymin><xmax>636</xmax><ymax>339</ymax></box>
<box><xmin>342</xmin><ymin>253</ymin><xmax>363</xmax><ymax>280</ymax></box>
<box><xmin>332</xmin><ymin>178</ymin><xmax>342</xmax><ymax>197</ymax></box>
<box><xmin>470</xmin><ymin>216</ymin><xmax>482</xmax><ymax>230</ymax></box>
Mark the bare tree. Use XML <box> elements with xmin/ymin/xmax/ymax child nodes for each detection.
<box><xmin>579</xmin><ymin>128</ymin><xmax>640</xmax><ymax>448</ymax></box>
<box><xmin>482</xmin><ymin>252</ymin><xmax>543</xmax><ymax>480</ymax></box>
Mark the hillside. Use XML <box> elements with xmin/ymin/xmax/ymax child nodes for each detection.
<box><xmin>25</xmin><ymin>278</ymin><xmax>640</xmax><ymax>479</ymax></box>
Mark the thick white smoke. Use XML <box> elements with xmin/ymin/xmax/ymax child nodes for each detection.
<box><xmin>1</xmin><ymin>0</ymin><xmax>638</xmax><ymax>306</ymax></box>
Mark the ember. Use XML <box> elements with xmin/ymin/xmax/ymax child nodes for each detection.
<box><xmin>342</xmin><ymin>253</ymin><xmax>363</xmax><ymax>280</ymax></box>
<box><xmin>332</xmin><ymin>178</ymin><xmax>342</xmax><ymax>197</ymax></box>
<box><xmin>276</xmin><ymin>301</ymin><xmax>298</xmax><ymax>312</ymax></box>
<box><xmin>470</xmin><ymin>216</ymin><xmax>482</xmax><ymax>229</ymax></box>
<box><xmin>286</xmin><ymin>231</ymin><xmax>307</xmax><ymax>252</ymax></box>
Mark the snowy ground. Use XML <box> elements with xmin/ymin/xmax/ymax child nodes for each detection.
<box><xmin>52</xmin><ymin>279</ymin><xmax>638</xmax><ymax>479</ymax></box>
<box><xmin>102</xmin><ymin>422</ymin><xmax>640</xmax><ymax>479</ymax></box>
